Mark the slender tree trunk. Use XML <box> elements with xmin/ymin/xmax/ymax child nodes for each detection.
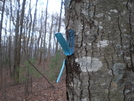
<box><xmin>55</xmin><ymin>0</ymin><xmax>63</xmax><ymax>53</ymax></box>
<box><xmin>53</xmin><ymin>16</ymin><xmax>58</xmax><ymax>55</ymax></box>
<box><xmin>0</xmin><ymin>0</ymin><xmax>5</xmax><ymax>88</ymax></box>
<box><xmin>47</xmin><ymin>15</ymin><xmax>54</xmax><ymax>59</ymax></box>
<box><xmin>37</xmin><ymin>30</ymin><xmax>42</xmax><ymax>64</ymax></box>
<box><xmin>13</xmin><ymin>0</ymin><xmax>20</xmax><ymax>83</ymax></box>
<box><xmin>13</xmin><ymin>0</ymin><xmax>26</xmax><ymax>83</ymax></box>
<box><xmin>37</xmin><ymin>11</ymin><xmax>43</xmax><ymax>64</ymax></box>
<box><xmin>17</xmin><ymin>0</ymin><xmax>26</xmax><ymax>82</ymax></box>
<box><xmin>65</xmin><ymin>0</ymin><xmax>134</xmax><ymax>101</ymax></box>
<box><xmin>9</xmin><ymin>0</ymin><xmax>13</xmax><ymax>77</ymax></box>
<box><xmin>8</xmin><ymin>36</ymin><xmax>12</xmax><ymax>75</ymax></box>
<box><xmin>38</xmin><ymin>37</ymin><xmax>43</xmax><ymax>64</ymax></box>
<box><xmin>30</xmin><ymin>0</ymin><xmax>38</xmax><ymax>59</ymax></box>
<box><xmin>43</xmin><ymin>0</ymin><xmax>48</xmax><ymax>60</ymax></box>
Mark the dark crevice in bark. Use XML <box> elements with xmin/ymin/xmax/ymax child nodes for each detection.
<box><xmin>107</xmin><ymin>68</ymin><xmax>114</xmax><ymax>101</ymax></box>
<box><xmin>97</xmin><ymin>28</ymin><xmax>102</xmax><ymax>57</ymax></box>
<box><xmin>107</xmin><ymin>54</ymin><xmax>115</xmax><ymax>100</ymax></box>
<box><xmin>71</xmin><ymin>56</ymin><xmax>75</xmax><ymax>101</ymax></box>
<box><xmin>85</xmin><ymin>43</ymin><xmax>88</xmax><ymax>57</ymax></box>
<box><xmin>117</xmin><ymin>16</ymin><xmax>127</xmax><ymax>64</ymax></box>
<box><xmin>104</xmin><ymin>56</ymin><xmax>109</xmax><ymax>69</ymax></box>
<box><xmin>81</xmin><ymin>15</ymin><xmax>85</xmax><ymax>54</ymax></box>
<box><xmin>117</xmin><ymin>15</ymin><xmax>128</xmax><ymax>100</ymax></box>
<box><xmin>104</xmin><ymin>53</ymin><xmax>112</xmax><ymax>101</ymax></box>
<box><xmin>126</xmin><ymin>0</ymin><xmax>134</xmax><ymax>72</ymax></box>
<box><xmin>79</xmin><ymin>72</ymin><xmax>82</xmax><ymax>101</ymax></box>
<box><xmin>117</xmin><ymin>16</ymin><xmax>122</xmax><ymax>42</ymax></box>
<box><xmin>66</xmin><ymin>91</ymin><xmax>69</xmax><ymax>100</ymax></box>
<box><xmin>87</xmin><ymin>70</ymin><xmax>91</xmax><ymax>101</ymax></box>
<box><xmin>123</xmin><ymin>86</ymin><xmax>127</xmax><ymax>101</ymax></box>
<box><xmin>80</xmin><ymin>89</ymin><xmax>83</xmax><ymax>100</ymax></box>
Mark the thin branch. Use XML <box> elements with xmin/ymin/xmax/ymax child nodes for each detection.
<box><xmin>22</xmin><ymin>47</ymin><xmax>55</xmax><ymax>88</ymax></box>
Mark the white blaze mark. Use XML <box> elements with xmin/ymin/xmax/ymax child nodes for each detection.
<box><xmin>97</xmin><ymin>40</ymin><xmax>109</xmax><ymax>47</ymax></box>
<box><xmin>110</xmin><ymin>9</ymin><xmax>118</xmax><ymax>13</ymax></box>
<box><xmin>75</xmin><ymin>57</ymin><xmax>102</xmax><ymax>72</ymax></box>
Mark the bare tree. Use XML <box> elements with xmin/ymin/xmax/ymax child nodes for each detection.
<box><xmin>26</xmin><ymin>0</ymin><xmax>32</xmax><ymax>55</ymax></box>
<box><xmin>30</xmin><ymin>0</ymin><xmax>38</xmax><ymax>59</ymax></box>
<box><xmin>13</xmin><ymin>0</ymin><xmax>26</xmax><ymax>83</ymax></box>
<box><xmin>47</xmin><ymin>15</ymin><xmax>54</xmax><ymax>59</ymax></box>
<box><xmin>38</xmin><ymin>11</ymin><xmax>43</xmax><ymax>64</ymax></box>
<box><xmin>43</xmin><ymin>0</ymin><xmax>48</xmax><ymax>60</ymax></box>
<box><xmin>0</xmin><ymin>0</ymin><xmax>6</xmax><ymax>88</ymax></box>
<box><xmin>55</xmin><ymin>0</ymin><xmax>63</xmax><ymax>53</ymax></box>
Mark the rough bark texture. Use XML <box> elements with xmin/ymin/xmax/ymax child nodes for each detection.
<box><xmin>65</xmin><ymin>0</ymin><xmax>134</xmax><ymax>101</ymax></box>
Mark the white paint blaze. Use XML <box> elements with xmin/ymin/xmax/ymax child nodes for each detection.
<box><xmin>97</xmin><ymin>40</ymin><xmax>109</xmax><ymax>47</ymax></box>
<box><xmin>110</xmin><ymin>9</ymin><xmax>118</xmax><ymax>13</ymax></box>
<box><xmin>75</xmin><ymin>57</ymin><xmax>102</xmax><ymax>72</ymax></box>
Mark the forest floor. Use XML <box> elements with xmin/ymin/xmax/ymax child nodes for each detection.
<box><xmin>0</xmin><ymin>77</ymin><xmax>66</xmax><ymax>101</ymax></box>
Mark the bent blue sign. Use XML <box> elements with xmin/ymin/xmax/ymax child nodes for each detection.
<box><xmin>55</xmin><ymin>29</ymin><xmax>75</xmax><ymax>82</ymax></box>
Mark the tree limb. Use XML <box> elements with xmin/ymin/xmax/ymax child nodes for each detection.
<box><xmin>22</xmin><ymin>47</ymin><xmax>55</xmax><ymax>88</ymax></box>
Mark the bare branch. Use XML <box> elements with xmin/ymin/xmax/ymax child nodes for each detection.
<box><xmin>22</xmin><ymin>47</ymin><xmax>55</xmax><ymax>88</ymax></box>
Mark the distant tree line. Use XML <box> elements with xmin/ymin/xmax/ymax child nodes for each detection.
<box><xmin>0</xmin><ymin>0</ymin><xmax>64</xmax><ymax>86</ymax></box>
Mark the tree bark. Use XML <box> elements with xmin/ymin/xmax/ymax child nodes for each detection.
<box><xmin>65</xmin><ymin>0</ymin><xmax>134</xmax><ymax>101</ymax></box>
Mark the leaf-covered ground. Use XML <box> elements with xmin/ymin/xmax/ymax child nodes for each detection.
<box><xmin>0</xmin><ymin>77</ymin><xmax>66</xmax><ymax>101</ymax></box>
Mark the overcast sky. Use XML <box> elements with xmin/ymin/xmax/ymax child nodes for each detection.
<box><xmin>38</xmin><ymin>0</ymin><xmax>63</xmax><ymax>14</ymax></box>
<box><xmin>1</xmin><ymin>0</ymin><xmax>65</xmax><ymax>37</ymax></box>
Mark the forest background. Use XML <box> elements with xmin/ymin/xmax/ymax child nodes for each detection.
<box><xmin>0</xmin><ymin>0</ymin><xmax>66</xmax><ymax>100</ymax></box>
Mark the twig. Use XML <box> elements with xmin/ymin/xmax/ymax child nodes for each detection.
<box><xmin>22</xmin><ymin>47</ymin><xmax>55</xmax><ymax>88</ymax></box>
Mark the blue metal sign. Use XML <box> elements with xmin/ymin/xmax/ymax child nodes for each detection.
<box><xmin>55</xmin><ymin>29</ymin><xmax>75</xmax><ymax>83</ymax></box>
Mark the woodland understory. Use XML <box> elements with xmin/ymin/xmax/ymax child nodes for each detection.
<box><xmin>0</xmin><ymin>0</ymin><xmax>66</xmax><ymax>101</ymax></box>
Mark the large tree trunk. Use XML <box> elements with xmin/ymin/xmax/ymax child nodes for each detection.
<box><xmin>65</xmin><ymin>0</ymin><xmax>134</xmax><ymax>101</ymax></box>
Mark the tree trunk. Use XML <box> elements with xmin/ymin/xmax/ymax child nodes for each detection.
<box><xmin>38</xmin><ymin>13</ymin><xmax>43</xmax><ymax>64</ymax></box>
<box><xmin>26</xmin><ymin>0</ymin><xmax>32</xmax><ymax>58</ymax></box>
<box><xmin>13</xmin><ymin>0</ymin><xmax>26</xmax><ymax>83</ymax></box>
<box><xmin>47</xmin><ymin>15</ymin><xmax>54</xmax><ymax>59</ymax></box>
<box><xmin>43</xmin><ymin>0</ymin><xmax>48</xmax><ymax>60</ymax></box>
<box><xmin>65</xmin><ymin>0</ymin><xmax>134</xmax><ymax>101</ymax></box>
<box><xmin>13</xmin><ymin>0</ymin><xmax>20</xmax><ymax>83</ymax></box>
<box><xmin>0</xmin><ymin>0</ymin><xmax>5</xmax><ymax>88</ymax></box>
<box><xmin>55</xmin><ymin>0</ymin><xmax>63</xmax><ymax>53</ymax></box>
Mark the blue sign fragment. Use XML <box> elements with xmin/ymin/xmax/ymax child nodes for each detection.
<box><xmin>55</xmin><ymin>29</ymin><xmax>75</xmax><ymax>82</ymax></box>
<box><xmin>55</xmin><ymin>32</ymin><xmax>72</xmax><ymax>56</ymax></box>
<box><xmin>56</xmin><ymin>59</ymin><xmax>66</xmax><ymax>83</ymax></box>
